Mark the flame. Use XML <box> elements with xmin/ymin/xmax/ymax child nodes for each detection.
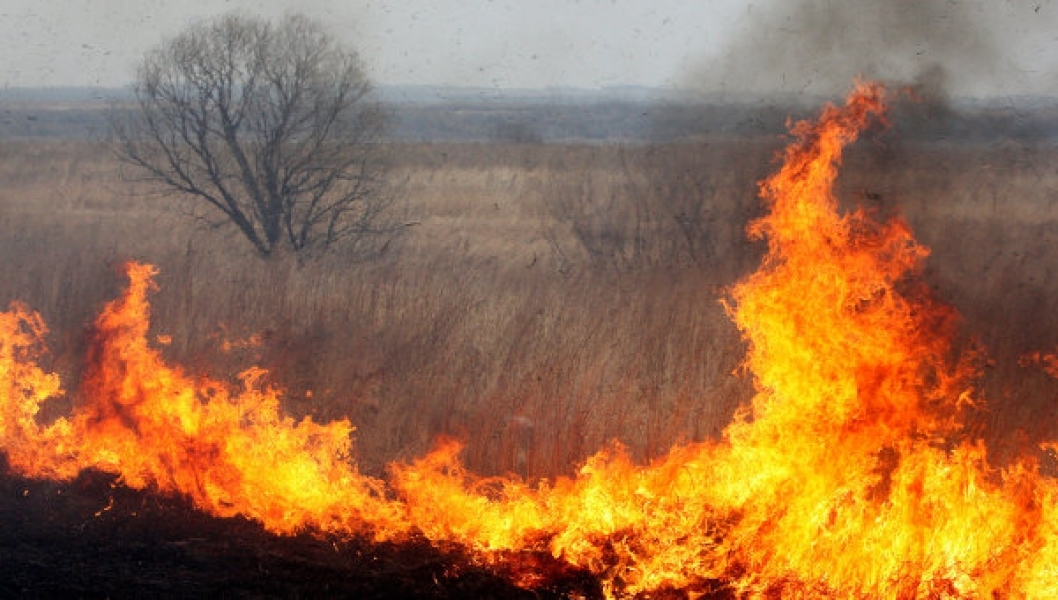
<box><xmin>0</xmin><ymin>262</ymin><xmax>406</xmax><ymax>538</ymax></box>
<box><xmin>5</xmin><ymin>81</ymin><xmax>1058</xmax><ymax>597</ymax></box>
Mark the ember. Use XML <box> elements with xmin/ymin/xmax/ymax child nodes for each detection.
<box><xmin>5</xmin><ymin>81</ymin><xmax>1058</xmax><ymax>597</ymax></box>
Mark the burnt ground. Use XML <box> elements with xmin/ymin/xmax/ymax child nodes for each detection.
<box><xmin>0</xmin><ymin>457</ymin><xmax>604</xmax><ymax>599</ymax></box>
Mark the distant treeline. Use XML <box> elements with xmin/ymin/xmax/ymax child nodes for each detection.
<box><xmin>2</xmin><ymin>95</ymin><xmax>1058</xmax><ymax>143</ymax></box>
<box><xmin>386</xmin><ymin>98</ymin><xmax>1058</xmax><ymax>144</ymax></box>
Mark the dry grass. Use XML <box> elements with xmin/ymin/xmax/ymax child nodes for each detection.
<box><xmin>3</xmin><ymin>136</ymin><xmax>1058</xmax><ymax>477</ymax></box>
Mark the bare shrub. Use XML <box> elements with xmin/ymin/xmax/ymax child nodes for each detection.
<box><xmin>540</xmin><ymin>141</ymin><xmax>771</xmax><ymax>273</ymax></box>
<box><xmin>112</xmin><ymin>13</ymin><xmax>398</xmax><ymax>260</ymax></box>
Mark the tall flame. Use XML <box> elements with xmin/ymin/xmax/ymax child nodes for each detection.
<box><xmin>0</xmin><ymin>262</ymin><xmax>406</xmax><ymax>538</ymax></box>
<box><xmin>4</xmin><ymin>81</ymin><xmax>1058</xmax><ymax>597</ymax></box>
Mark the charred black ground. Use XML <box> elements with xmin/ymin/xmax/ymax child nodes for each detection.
<box><xmin>0</xmin><ymin>456</ymin><xmax>610</xmax><ymax>599</ymax></box>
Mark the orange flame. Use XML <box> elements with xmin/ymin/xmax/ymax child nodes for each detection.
<box><xmin>5</xmin><ymin>81</ymin><xmax>1058</xmax><ymax>597</ymax></box>
<box><xmin>0</xmin><ymin>262</ymin><xmax>406</xmax><ymax>538</ymax></box>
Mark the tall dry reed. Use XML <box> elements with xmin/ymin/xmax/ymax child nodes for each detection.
<box><xmin>2</xmin><ymin>138</ymin><xmax>1058</xmax><ymax>477</ymax></box>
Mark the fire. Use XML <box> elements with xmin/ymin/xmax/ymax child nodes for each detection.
<box><xmin>0</xmin><ymin>262</ymin><xmax>406</xmax><ymax>538</ymax></box>
<box><xmin>5</xmin><ymin>81</ymin><xmax>1058</xmax><ymax>597</ymax></box>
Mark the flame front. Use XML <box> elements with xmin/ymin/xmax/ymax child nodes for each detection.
<box><xmin>0</xmin><ymin>262</ymin><xmax>406</xmax><ymax>538</ymax></box>
<box><xmin>5</xmin><ymin>82</ymin><xmax>1058</xmax><ymax>597</ymax></box>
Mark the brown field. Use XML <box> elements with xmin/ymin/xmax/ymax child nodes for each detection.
<box><xmin>2</xmin><ymin>133</ymin><xmax>1058</xmax><ymax>480</ymax></box>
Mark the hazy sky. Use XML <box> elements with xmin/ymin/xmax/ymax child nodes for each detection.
<box><xmin>1</xmin><ymin>0</ymin><xmax>1057</xmax><ymax>96</ymax></box>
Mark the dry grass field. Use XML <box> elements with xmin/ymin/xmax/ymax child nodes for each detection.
<box><xmin>2</xmin><ymin>132</ymin><xmax>1058</xmax><ymax>479</ymax></box>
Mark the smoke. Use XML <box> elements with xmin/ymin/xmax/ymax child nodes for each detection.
<box><xmin>691</xmin><ymin>0</ymin><xmax>1056</xmax><ymax>99</ymax></box>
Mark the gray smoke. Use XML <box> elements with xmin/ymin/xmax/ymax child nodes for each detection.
<box><xmin>690</xmin><ymin>0</ymin><xmax>1057</xmax><ymax>100</ymax></box>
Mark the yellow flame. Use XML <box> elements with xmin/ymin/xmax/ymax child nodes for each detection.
<box><xmin>1</xmin><ymin>262</ymin><xmax>406</xmax><ymax>539</ymax></box>
<box><xmin>4</xmin><ymin>82</ymin><xmax>1058</xmax><ymax>597</ymax></box>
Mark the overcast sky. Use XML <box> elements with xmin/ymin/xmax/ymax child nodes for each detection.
<box><xmin>1</xmin><ymin>0</ymin><xmax>1057</xmax><ymax>97</ymax></box>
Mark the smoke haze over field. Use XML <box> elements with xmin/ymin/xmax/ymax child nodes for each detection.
<box><xmin>693</xmin><ymin>0</ymin><xmax>1058</xmax><ymax>98</ymax></box>
<box><xmin>0</xmin><ymin>1</ymin><xmax>738</xmax><ymax>90</ymax></box>
<box><xmin>0</xmin><ymin>0</ymin><xmax>1056</xmax><ymax>97</ymax></box>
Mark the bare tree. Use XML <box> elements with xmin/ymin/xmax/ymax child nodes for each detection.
<box><xmin>113</xmin><ymin>13</ymin><xmax>396</xmax><ymax>259</ymax></box>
